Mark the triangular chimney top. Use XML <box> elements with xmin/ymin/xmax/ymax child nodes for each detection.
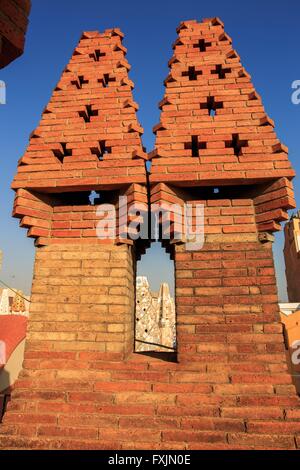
<box><xmin>12</xmin><ymin>30</ymin><xmax>146</xmax><ymax>193</ymax></box>
<box><xmin>150</xmin><ymin>18</ymin><xmax>295</xmax><ymax>187</ymax></box>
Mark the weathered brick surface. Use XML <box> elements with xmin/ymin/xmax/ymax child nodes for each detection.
<box><xmin>2</xmin><ymin>17</ymin><xmax>299</xmax><ymax>450</ymax></box>
<box><xmin>11</xmin><ymin>29</ymin><xmax>146</xmax><ymax>192</ymax></box>
<box><xmin>253</xmin><ymin>178</ymin><xmax>295</xmax><ymax>233</ymax></box>
<box><xmin>0</xmin><ymin>0</ymin><xmax>31</xmax><ymax>68</ymax></box>
<box><xmin>1</xmin><ymin>347</ymin><xmax>300</xmax><ymax>449</ymax></box>
<box><xmin>1</xmin><ymin>234</ymin><xmax>299</xmax><ymax>449</ymax></box>
<box><xmin>26</xmin><ymin>243</ymin><xmax>136</xmax><ymax>358</ymax></box>
<box><xmin>13</xmin><ymin>183</ymin><xmax>148</xmax><ymax>247</ymax></box>
<box><xmin>175</xmin><ymin>238</ymin><xmax>292</xmax><ymax>368</ymax></box>
<box><xmin>11</xmin><ymin>29</ymin><xmax>148</xmax><ymax>246</ymax></box>
<box><xmin>149</xmin><ymin>18</ymin><xmax>295</xmax><ymax>232</ymax></box>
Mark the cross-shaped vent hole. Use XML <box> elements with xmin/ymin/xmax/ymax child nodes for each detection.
<box><xmin>78</xmin><ymin>105</ymin><xmax>99</xmax><ymax>123</ymax></box>
<box><xmin>89</xmin><ymin>191</ymin><xmax>101</xmax><ymax>205</ymax></box>
<box><xmin>200</xmin><ymin>96</ymin><xmax>223</xmax><ymax>116</ymax></box>
<box><xmin>72</xmin><ymin>75</ymin><xmax>89</xmax><ymax>89</ymax></box>
<box><xmin>91</xmin><ymin>140</ymin><xmax>112</xmax><ymax>161</ymax></box>
<box><xmin>53</xmin><ymin>143</ymin><xmax>72</xmax><ymax>163</ymax></box>
<box><xmin>193</xmin><ymin>39</ymin><xmax>212</xmax><ymax>52</ymax></box>
<box><xmin>98</xmin><ymin>73</ymin><xmax>116</xmax><ymax>88</ymax></box>
<box><xmin>181</xmin><ymin>66</ymin><xmax>202</xmax><ymax>81</ymax></box>
<box><xmin>225</xmin><ymin>134</ymin><xmax>248</xmax><ymax>156</ymax></box>
<box><xmin>211</xmin><ymin>64</ymin><xmax>231</xmax><ymax>79</ymax></box>
<box><xmin>184</xmin><ymin>136</ymin><xmax>207</xmax><ymax>158</ymax></box>
<box><xmin>89</xmin><ymin>49</ymin><xmax>106</xmax><ymax>62</ymax></box>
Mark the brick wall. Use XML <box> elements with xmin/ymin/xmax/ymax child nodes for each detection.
<box><xmin>11</xmin><ymin>28</ymin><xmax>146</xmax><ymax>194</ymax></box>
<box><xmin>2</xmin><ymin>196</ymin><xmax>299</xmax><ymax>449</ymax></box>
<box><xmin>284</xmin><ymin>215</ymin><xmax>300</xmax><ymax>301</ymax></box>
<box><xmin>0</xmin><ymin>0</ymin><xmax>31</xmax><ymax>68</ymax></box>
<box><xmin>176</xmin><ymin>239</ymin><xmax>287</xmax><ymax>366</ymax></box>
<box><xmin>150</xmin><ymin>18</ymin><xmax>294</xmax><ymax>188</ymax></box>
<box><xmin>28</xmin><ymin>243</ymin><xmax>135</xmax><ymax>360</ymax></box>
<box><xmin>13</xmin><ymin>183</ymin><xmax>148</xmax><ymax>246</ymax></box>
<box><xmin>1</xmin><ymin>18</ymin><xmax>299</xmax><ymax>450</ymax></box>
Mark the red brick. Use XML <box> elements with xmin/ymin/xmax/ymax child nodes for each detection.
<box><xmin>221</xmin><ymin>407</ymin><xmax>283</xmax><ymax>420</ymax></box>
<box><xmin>247</xmin><ymin>421</ymin><xmax>300</xmax><ymax>434</ymax></box>
<box><xmin>228</xmin><ymin>433</ymin><xmax>295</xmax><ymax>449</ymax></box>
<box><xmin>162</xmin><ymin>430</ymin><xmax>226</xmax><ymax>444</ymax></box>
<box><xmin>3</xmin><ymin>17</ymin><xmax>298</xmax><ymax>453</ymax></box>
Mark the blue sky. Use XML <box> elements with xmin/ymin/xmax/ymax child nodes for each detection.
<box><xmin>0</xmin><ymin>0</ymin><xmax>299</xmax><ymax>299</ymax></box>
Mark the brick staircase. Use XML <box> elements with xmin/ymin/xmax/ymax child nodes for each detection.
<box><xmin>1</xmin><ymin>351</ymin><xmax>300</xmax><ymax>449</ymax></box>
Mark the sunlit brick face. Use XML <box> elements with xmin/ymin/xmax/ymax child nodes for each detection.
<box><xmin>2</xmin><ymin>19</ymin><xmax>299</xmax><ymax>451</ymax></box>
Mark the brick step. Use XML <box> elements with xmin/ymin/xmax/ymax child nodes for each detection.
<box><xmin>9</xmin><ymin>364</ymin><xmax>300</xmax><ymax>399</ymax></box>
<box><xmin>4</xmin><ymin>410</ymin><xmax>300</xmax><ymax>430</ymax></box>
<box><xmin>21</xmin><ymin>358</ymin><xmax>214</xmax><ymax>371</ymax></box>
<box><xmin>0</xmin><ymin>428</ymin><xmax>298</xmax><ymax>450</ymax></box>
<box><xmin>2</xmin><ymin>364</ymin><xmax>300</xmax><ymax>450</ymax></box>
<box><xmin>4</xmin><ymin>396</ymin><xmax>300</xmax><ymax>417</ymax></box>
<box><xmin>23</xmin><ymin>352</ymin><xmax>292</xmax><ymax>370</ymax></box>
<box><xmin>18</xmin><ymin>361</ymin><xmax>294</xmax><ymax>383</ymax></box>
<box><xmin>4</xmin><ymin>390</ymin><xmax>300</xmax><ymax>419</ymax></box>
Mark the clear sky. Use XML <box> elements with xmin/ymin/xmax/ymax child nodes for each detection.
<box><xmin>0</xmin><ymin>0</ymin><xmax>299</xmax><ymax>299</ymax></box>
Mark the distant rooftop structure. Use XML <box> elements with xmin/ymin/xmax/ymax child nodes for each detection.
<box><xmin>290</xmin><ymin>210</ymin><xmax>300</xmax><ymax>220</ymax></box>
<box><xmin>0</xmin><ymin>250</ymin><xmax>30</xmax><ymax>316</ymax></box>
<box><xmin>279</xmin><ymin>304</ymin><xmax>300</xmax><ymax>394</ymax></box>
<box><xmin>279</xmin><ymin>303</ymin><xmax>300</xmax><ymax>316</ymax></box>
<box><xmin>135</xmin><ymin>276</ymin><xmax>176</xmax><ymax>352</ymax></box>
<box><xmin>284</xmin><ymin>212</ymin><xmax>300</xmax><ymax>302</ymax></box>
<box><xmin>0</xmin><ymin>314</ymin><xmax>27</xmax><ymax>414</ymax></box>
<box><xmin>0</xmin><ymin>288</ymin><xmax>30</xmax><ymax>316</ymax></box>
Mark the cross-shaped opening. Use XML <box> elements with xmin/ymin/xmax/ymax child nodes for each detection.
<box><xmin>89</xmin><ymin>191</ymin><xmax>101</xmax><ymax>205</ymax></box>
<box><xmin>200</xmin><ymin>96</ymin><xmax>224</xmax><ymax>116</ymax></box>
<box><xmin>211</xmin><ymin>64</ymin><xmax>232</xmax><ymax>79</ymax></box>
<box><xmin>184</xmin><ymin>135</ymin><xmax>207</xmax><ymax>157</ymax></box>
<box><xmin>89</xmin><ymin>49</ymin><xmax>106</xmax><ymax>62</ymax></box>
<box><xmin>98</xmin><ymin>73</ymin><xmax>116</xmax><ymax>88</ymax></box>
<box><xmin>193</xmin><ymin>39</ymin><xmax>212</xmax><ymax>52</ymax></box>
<box><xmin>78</xmin><ymin>105</ymin><xmax>99</xmax><ymax>123</ymax></box>
<box><xmin>91</xmin><ymin>140</ymin><xmax>112</xmax><ymax>161</ymax></box>
<box><xmin>53</xmin><ymin>143</ymin><xmax>72</xmax><ymax>163</ymax></box>
<box><xmin>225</xmin><ymin>133</ymin><xmax>248</xmax><ymax>156</ymax></box>
<box><xmin>182</xmin><ymin>66</ymin><xmax>202</xmax><ymax>81</ymax></box>
<box><xmin>72</xmin><ymin>75</ymin><xmax>89</xmax><ymax>89</ymax></box>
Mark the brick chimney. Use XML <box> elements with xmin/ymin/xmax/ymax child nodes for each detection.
<box><xmin>0</xmin><ymin>0</ymin><xmax>31</xmax><ymax>68</ymax></box>
<box><xmin>1</xmin><ymin>19</ymin><xmax>299</xmax><ymax>450</ymax></box>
